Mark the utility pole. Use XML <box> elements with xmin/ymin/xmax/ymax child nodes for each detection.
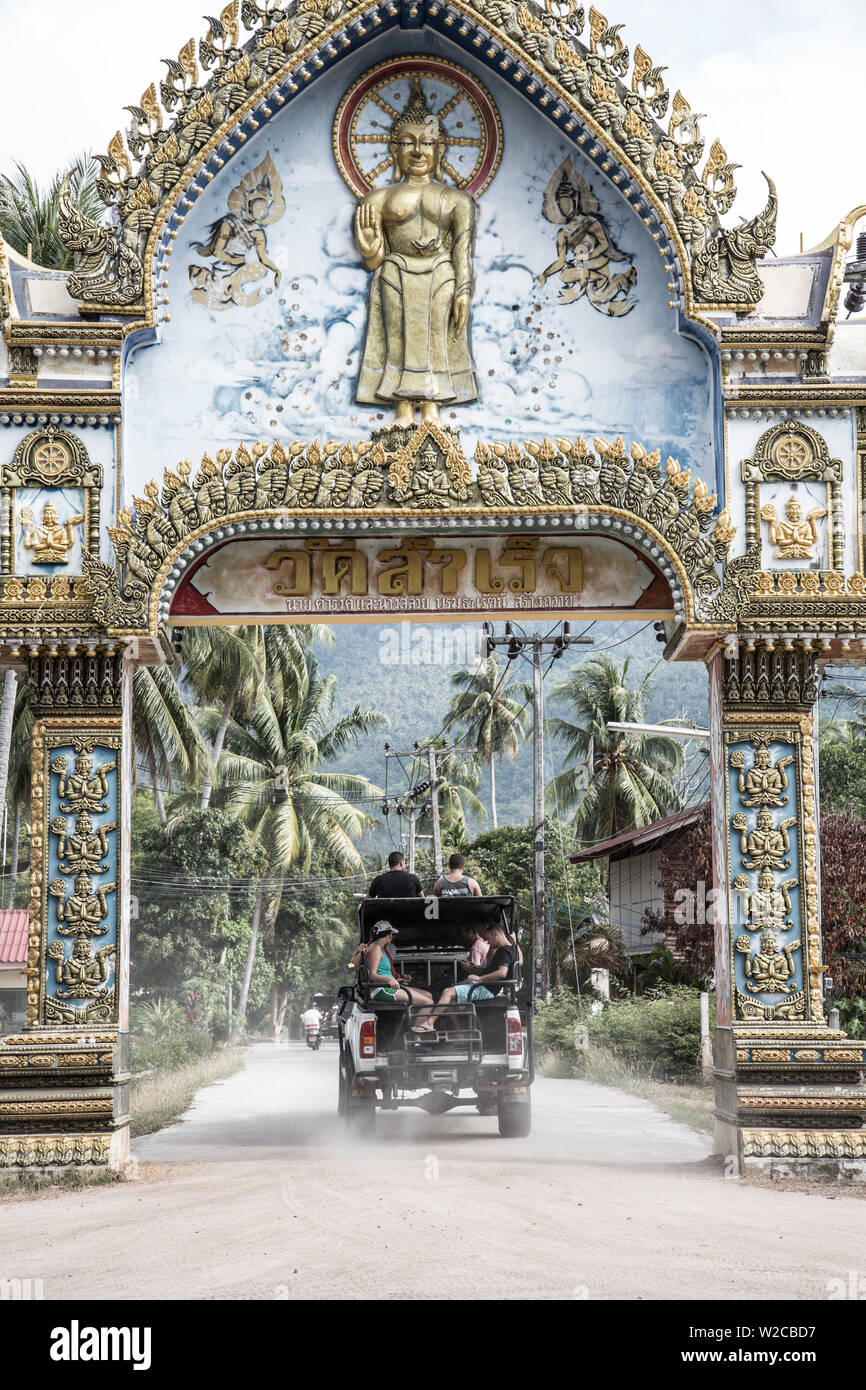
<box><xmin>383</xmin><ymin>742</ymin><xmax>475</xmax><ymax>879</ymax></box>
<box><xmin>482</xmin><ymin>622</ymin><xmax>593</xmax><ymax>1005</ymax></box>
<box><xmin>427</xmin><ymin>744</ymin><xmax>442</xmax><ymax>878</ymax></box>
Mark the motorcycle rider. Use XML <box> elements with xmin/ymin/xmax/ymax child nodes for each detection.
<box><xmin>300</xmin><ymin>1001</ymin><xmax>323</xmax><ymax>1048</ymax></box>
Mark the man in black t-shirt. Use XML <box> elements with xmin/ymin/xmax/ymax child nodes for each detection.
<box><xmin>411</xmin><ymin>922</ymin><xmax>518</xmax><ymax>1031</ymax></box>
<box><xmin>366</xmin><ymin>851</ymin><xmax>423</xmax><ymax>899</ymax></box>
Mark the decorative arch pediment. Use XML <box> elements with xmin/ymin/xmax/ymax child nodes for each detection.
<box><xmin>83</xmin><ymin>427</ymin><xmax>737</xmax><ymax>636</ymax></box>
<box><xmin>59</xmin><ymin>0</ymin><xmax>776</xmax><ymax>322</ymax></box>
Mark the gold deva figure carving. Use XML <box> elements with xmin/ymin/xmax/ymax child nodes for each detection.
<box><xmin>49</xmin><ymin>872</ymin><xmax>116</xmax><ymax>938</ymax></box>
<box><xmin>51</xmin><ymin>811</ymin><xmax>115</xmax><ymax>876</ymax></box>
<box><xmin>760</xmin><ymin>496</ymin><xmax>827</xmax><ymax>560</ymax></box>
<box><xmin>354</xmin><ymin>77</ymin><xmax>476</xmax><ymax>426</ymax></box>
<box><xmin>733</xmin><ymin>867</ymin><xmax>797</xmax><ymax>933</ymax></box>
<box><xmin>51</xmin><ymin>751</ymin><xmax>116</xmax><ymax>814</ymax></box>
<box><xmin>47</xmin><ymin>939</ymin><xmax>115</xmax><ymax>1000</ymax></box>
<box><xmin>729</xmin><ymin>745</ymin><xmax>793</xmax><ymax>808</ymax></box>
<box><xmin>732</xmin><ymin>808</ymin><xmax>797</xmax><ymax>871</ymax></box>
<box><xmin>736</xmin><ymin>928</ymin><xmax>801</xmax><ymax>994</ymax></box>
<box><xmin>20</xmin><ymin>501</ymin><xmax>84</xmax><ymax>565</ymax></box>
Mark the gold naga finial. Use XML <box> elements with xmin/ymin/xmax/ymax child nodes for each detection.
<box><xmin>178</xmin><ymin>38</ymin><xmax>199</xmax><ymax>85</ymax></box>
<box><xmin>141</xmin><ymin>84</ymin><xmax>163</xmax><ymax>130</ymax></box>
<box><xmin>220</xmin><ymin>0</ymin><xmax>240</xmax><ymax>47</ymax></box>
<box><xmin>106</xmin><ymin>132</ymin><xmax>131</xmax><ymax>179</ymax></box>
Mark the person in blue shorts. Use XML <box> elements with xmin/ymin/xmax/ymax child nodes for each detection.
<box><xmin>411</xmin><ymin>922</ymin><xmax>517</xmax><ymax>1032</ymax></box>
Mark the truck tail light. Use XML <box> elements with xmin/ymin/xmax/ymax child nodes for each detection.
<box><xmin>507</xmin><ymin>1016</ymin><xmax>523</xmax><ymax>1055</ymax></box>
<box><xmin>360</xmin><ymin>1020</ymin><xmax>376</xmax><ymax>1058</ymax></box>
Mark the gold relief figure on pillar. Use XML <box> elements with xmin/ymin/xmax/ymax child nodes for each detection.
<box><xmin>51</xmin><ymin>811</ymin><xmax>115</xmax><ymax>876</ymax></box>
<box><xmin>49</xmin><ymin>872</ymin><xmax>116</xmax><ymax>937</ymax></box>
<box><xmin>47</xmin><ymin>939</ymin><xmax>116</xmax><ymax>1000</ymax></box>
<box><xmin>760</xmin><ymin>496</ymin><xmax>827</xmax><ymax>560</ymax></box>
<box><xmin>732</xmin><ymin>808</ymin><xmax>797</xmax><ymax>871</ymax></box>
<box><xmin>21</xmin><ymin>501</ymin><xmax>85</xmax><ymax>565</ymax></box>
<box><xmin>52</xmin><ymin>751</ymin><xmax>116</xmax><ymax>814</ymax></box>
<box><xmin>729</xmin><ymin>744</ymin><xmax>793</xmax><ymax>808</ymax></box>
<box><xmin>353</xmin><ymin>77</ymin><xmax>477</xmax><ymax>426</ymax></box>
<box><xmin>735</xmin><ymin>928</ymin><xmax>801</xmax><ymax>995</ymax></box>
<box><xmin>733</xmin><ymin>867</ymin><xmax>798</xmax><ymax>934</ymax></box>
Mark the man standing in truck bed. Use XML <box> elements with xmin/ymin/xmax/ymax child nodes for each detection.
<box><xmin>432</xmin><ymin>852</ymin><xmax>482</xmax><ymax>899</ymax></box>
<box><xmin>366</xmin><ymin>850</ymin><xmax>424</xmax><ymax>899</ymax></box>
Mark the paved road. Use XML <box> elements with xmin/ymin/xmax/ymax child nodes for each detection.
<box><xmin>2</xmin><ymin>1043</ymin><xmax>864</xmax><ymax>1300</ymax></box>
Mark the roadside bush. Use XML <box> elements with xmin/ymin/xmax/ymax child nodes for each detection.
<box><xmin>586</xmin><ymin>985</ymin><xmax>711</xmax><ymax>1081</ymax></box>
<box><xmin>534</xmin><ymin>986</ymin><xmax>587</xmax><ymax>1076</ymax></box>
<box><xmin>130</xmin><ymin>999</ymin><xmax>213</xmax><ymax>1074</ymax></box>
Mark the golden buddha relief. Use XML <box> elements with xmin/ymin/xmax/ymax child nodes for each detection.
<box><xmin>334</xmin><ymin>60</ymin><xmax>502</xmax><ymax>428</ymax></box>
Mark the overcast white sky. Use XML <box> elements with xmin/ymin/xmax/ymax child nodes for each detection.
<box><xmin>0</xmin><ymin>0</ymin><xmax>863</xmax><ymax>254</ymax></box>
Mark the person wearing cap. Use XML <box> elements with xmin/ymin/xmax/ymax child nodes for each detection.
<box><xmin>365</xmin><ymin>922</ymin><xmax>433</xmax><ymax>1007</ymax></box>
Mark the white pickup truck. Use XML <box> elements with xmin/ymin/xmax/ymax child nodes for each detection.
<box><xmin>337</xmin><ymin>895</ymin><xmax>533</xmax><ymax>1137</ymax></box>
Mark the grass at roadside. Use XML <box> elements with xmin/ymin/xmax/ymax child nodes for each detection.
<box><xmin>131</xmin><ymin>1046</ymin><xmax>244</xmax><ymax>1138</ymax></box>
<box><xmin>540</xmin><ymin>1044</ymin><xmax>715</xmax><ymax>1135</ymax></box>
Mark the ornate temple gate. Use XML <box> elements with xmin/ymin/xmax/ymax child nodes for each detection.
<box><xmin>1</xmin><ymin>0</ymin><xmax>866</xmax><ymax>1174</ymax></box>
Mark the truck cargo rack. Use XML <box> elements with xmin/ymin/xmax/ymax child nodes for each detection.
<box><xmin>403</xmin><ymin>1004</ymin><xmax>483</xmax><ymax>1063</ymax></box>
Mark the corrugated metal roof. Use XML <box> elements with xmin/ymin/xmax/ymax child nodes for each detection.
<box><xmin>570</xmin><ymin>802</ymin><xmax>710</xmax><ymax>864</ymax></box>
<box><xmin>0</xmin><ymin>909</ymin><xmax>29</xmax><ymax>965</ymax></box>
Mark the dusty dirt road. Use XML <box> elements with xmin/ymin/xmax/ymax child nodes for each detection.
<box><xmin>2</xmin><ymin>1043</ymin><xmax>864</xmax><ymax>1300</ymax></box>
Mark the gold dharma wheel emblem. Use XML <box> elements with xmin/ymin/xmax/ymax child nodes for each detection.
<box><xmin>33</xmin><ymin>441</ymin><xmax>70</xmax><ymax>479</ymax></box>
<box><xmin>772</xmin><ymin>435</ymin><xmax>811</xmax><ymax>473</ymax></box>
<box><xmin>333</xmin><ymin>57</ymin><xmax>503</xmax><ymax>199</ymax></box>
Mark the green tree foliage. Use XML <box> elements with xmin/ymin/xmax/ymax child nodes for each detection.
<box><xmin>547</xmin><ymin>654</ymin><xmax>685</xmax><ymax>842</ymax></box>
<box><xmin>216</xmin><ymin>642</ymin><xmax>384</xmax><ymax>1019</ymax></box>
<box><xmin>819</xmin><ymin>739</ymin><xmax>866</xmax><ymax>820</ymax></box>
<box><xmin>443</xmin><ymin>656</ymin><xmax>530</xmax><ymax>828</ymax></box>
<box><xmin>0</xmin><ymin>157</ymin><xmax>102</xmax><ymax>268</ymax></box>
<box><xmin>586</xmin><ymin>986</ymin><xmax>711</xmax><ymax>1081</ymax></box>
<box><xmin>132</xmin><ymin>663</ymin><xmax>212</xmax><ymax>823</ymax></box>
<box><xmin>131</xmin><ymin>808</ymin><xmax>265</xmax><ymax>1002</ymax></box>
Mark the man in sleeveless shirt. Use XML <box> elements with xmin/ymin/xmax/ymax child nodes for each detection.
<box><xmin>432</xmin><ymin>852</ymin><xmax>482</xmax><ymax>900</ymax></box>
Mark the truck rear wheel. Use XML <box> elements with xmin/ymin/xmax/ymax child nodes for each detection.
<box><xmin>346</xmin><ymin>1098</ymin><xmax>376</xmax><ymax>1137</ymax></box>
<box><xmin>342</xmin><ymin>1054</ymin><xmax>376</xmax><ymax>1136</ymax></box>
<box><xmin>498</xmin><ymin>1093</ymin><xmax>532</xmax><ymax>1138</ymax></box>
<box><xmin>337</xmin><ymin>1044</ymin><xmax>349</xmax><ymax>1117</ymax></box>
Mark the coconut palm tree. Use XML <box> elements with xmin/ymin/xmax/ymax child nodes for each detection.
<box><xmin>215</xmin><ymin>646</ymin><xmax>386</xmax><ymax>1021</ymax></box>
<box><xmin>547</xmin><ymin>654</ymin><xmax>684</xmax><ymax>844</ymax></box>
<box><xmin>0</xmin><ymin>156</ymin><xmax>103</xmax><ymax>268</ymax></box>
<box><xmin>820</xmin><ymin>717</ymin><xmax>861</xmax><ymax>749</ymax></box>
<box><xmin>132</xmin><ymin>664</ymin><xmax>212</xmax><ymax>824</ymax></box>
<box><xmin>182</xmin><ymin>624</ymin><xmax>332</xmax><ymax>809</ymax></box>
<box><xmin>443</xmin><ymin>655</ymin><xmax>530</xmax><ymax>828</ymax></box>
